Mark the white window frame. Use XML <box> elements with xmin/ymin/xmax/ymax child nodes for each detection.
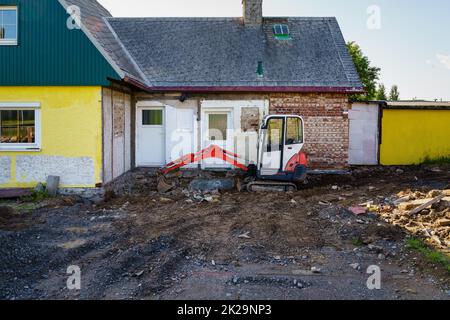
<box><xmin>0</xmin><ymin>102</ymin><xmax>41</xmax><ymax>151</ymax></box>
<box><xmin>0</xmin><ymin>6</ymin><xmax>18</xmax><ymax>46</ymax></box>
<box><xmin>141</xmin><ymin>108</ymin><xmax>164</xmax><ymax>128</ymax></box>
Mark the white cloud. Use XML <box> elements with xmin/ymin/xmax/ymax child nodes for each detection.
<box><xmin>436</xmin><ymin>53</ymin><xmax>450</xmax><ymax>70</ymax></box>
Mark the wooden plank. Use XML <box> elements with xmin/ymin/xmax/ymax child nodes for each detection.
<box><xmin>0</xmin><ymin>188</ymin><xmax>32</xmax><ymax>199</ymax></box>
<box><xmin>398</xmin><ymin>198</ymin><xmax>434</xmax><ymax>211</ymax></box>
<box><xmin>408</xmin><ymin>194</ymin><xmax>445</xmax><ymax>215</ymax></box>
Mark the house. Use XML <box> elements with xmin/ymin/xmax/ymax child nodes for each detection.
<box><xmin>0</xmin><ymin>0</ymin><xmax>363</xmax><ymax>194</ymax></box>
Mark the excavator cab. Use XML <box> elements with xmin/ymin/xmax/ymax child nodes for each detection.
<box><xmin>245</xmin><ymin>115</ymin><xmax>307</xmax><ymax>191</ymax></box>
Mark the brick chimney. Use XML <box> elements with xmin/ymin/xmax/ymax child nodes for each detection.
<box><xmin>242</xmin><ymin>0</ymin><xmax>263</xmax><ymax>26</ymax></box>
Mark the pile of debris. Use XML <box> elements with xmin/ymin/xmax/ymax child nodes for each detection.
<box><xmin>377</xmin><ymin>189</ymin><xmax>450</xmax><ymax>251</ymax></box>
<box><xmin>181</xmin><ymin>189</ymin><xmax>221</xmax><ymax>204</ymax></box>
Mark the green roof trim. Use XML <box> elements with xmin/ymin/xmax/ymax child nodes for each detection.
<box><xmin>274</xmin><ymin>34</ymin><xmax>292</xmax><ymax>40</ymax></box>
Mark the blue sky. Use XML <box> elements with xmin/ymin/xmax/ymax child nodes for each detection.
<box><xmin>98</xmin><ymin>0</ymin><xmax>450</xmax><ymax>100</ymax></box>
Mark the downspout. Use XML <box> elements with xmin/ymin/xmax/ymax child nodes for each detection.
<box><xmin>130</xmin><ymin>94</ymin><xmax>137</xmax><ymax>169</ymax></box>
<box><xmin>377</xmin><ymin>101</ymin><xmax>387</xmax><ymax>166</ymax></box>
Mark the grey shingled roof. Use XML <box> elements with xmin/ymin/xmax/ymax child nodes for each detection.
<box><xmin>59</xmin><ymin>0</ymin><xmax>146</xmax><ymax>84</ymax></box>
<box><xmin>57</xmin><ymin>1</ymin><xmax>362</xmax><ymax>91</ymax></box>
<box><xmin>106</xmin><ymin>17</ymin><xmax>363</xmax><ymax>90</ymax></box>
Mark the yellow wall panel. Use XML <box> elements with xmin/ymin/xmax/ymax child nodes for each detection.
<box><xmin>380</xmin><ymin>109</ymin><xmax>450</xmax><ymax>165</ymax></box>
<box><xmin>0</xmin><ymin>87</ymin><xmax>103</xmax><ymax>188</ymax></box>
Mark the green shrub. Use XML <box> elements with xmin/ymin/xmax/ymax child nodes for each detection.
<box><xmin>406</xmin><ymin>237</ymin><xmax>450</xmax><ymax>273</ymax></box>
<box><xmin>421</xmin><ymin>156</ymin><xmax>450</xmax><ymax>165</ymax></box>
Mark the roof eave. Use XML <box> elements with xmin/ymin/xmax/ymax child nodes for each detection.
<box><xmin>123</xmin><ymin>77</ymin><xmax>364</xmax><ymax>94</ymax></box>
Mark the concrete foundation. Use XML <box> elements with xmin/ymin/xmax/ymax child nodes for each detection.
<box><xmin>16</xmin><ymin>155</ymin><xmax>95</xmax><ymax>185</ymax></box>
<box><xmin>0</xmin><ymin>157</ymin><xmax>11</xmax><ymax>184</ymax></box>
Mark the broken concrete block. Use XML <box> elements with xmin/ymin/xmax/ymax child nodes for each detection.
<box><xmin>189</xmin><ymin>179</ymin><xmax>235</xmax><ymax>192</ymax></box>
<box><xmin>46</xmin><ymin>176</ymin><xmax>60</xmax><ymax>197</ymax></box>
<box><xmin>427</xmin><ymin>190</ymin><xmax>442</xmax><ymax>198</ymax></box>
<box><xmin>436</xmin><ymin>219</ymin><xmax>450</xmax><ymax>227</ymax></box>
<box><xmin>350</xmin><ymin>263</ymin><xmax>361</xmax><ymax>270</ymax></box>
<box><xmin>393</xmin><ymin>195</ymin><xmax>411</xmax><ymax>205</ymax></box>
<box><xmin>159</xmin><ymin>197</ymin><xmax>172</xmax><ymax>203</ymax></box>
<box><xmin>310</xmin><ymin>266</ymin><xmax>321</xmax><ymax>274</ymax></box>
<box><xmin>157</xmin><ymin>176</ymin><xmax>175</xmax><ymax>194</ymax></box>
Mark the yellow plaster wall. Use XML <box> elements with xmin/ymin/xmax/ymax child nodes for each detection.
<box><xmin>380</xmin><ymin>109</ymin><xmax>450</xmax><ymax>165</ymax></box>
<box><xmin>0</xmin><ymin>87</ymin><xmax>103</xmax><ymax>188</ymax></box>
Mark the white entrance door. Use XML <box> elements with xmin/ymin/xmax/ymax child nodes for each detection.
<box><xmin>349</xmin><ymin>104</ymin><xmax>379</xmax><ymax>165</ymax></box>
<box><xmin>136</xmin><ymin>107</ymin><xmax>165</xmax><ymax>166</ymax></box>
<box><xmin>202</xmin><ymin>111</ymin><xmax>233</xmax><ymax>169</ymax></box>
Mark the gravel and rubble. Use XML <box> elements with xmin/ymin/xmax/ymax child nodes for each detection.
<box><xmin>0</xmin><ymin>165</ymin><xmax>449</xmax><ymax>300</ymax></box>
<box><xmin>341</xmin><ymin>180</ymin><xmax>450</xmax><ymax>253</ymax></box>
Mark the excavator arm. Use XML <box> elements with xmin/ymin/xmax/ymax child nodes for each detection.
<box><xmin>160</xmin><ymin>145</ymin><xmax>248</xmax><ymax>174</ymax></box>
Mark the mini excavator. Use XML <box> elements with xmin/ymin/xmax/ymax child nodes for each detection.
<box><xmin>158</xmin><ymin>115</ymin><xmax>308</xmax><ymax>192</ymax></box>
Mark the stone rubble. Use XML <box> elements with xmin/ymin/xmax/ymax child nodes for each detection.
<box><xmin>369</xmin><ymin>189</ymin><xmax>450</xmax><ymax>251</ymax></box>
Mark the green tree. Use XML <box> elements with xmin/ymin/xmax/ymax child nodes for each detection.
<box><xmin>347</xmin><ymin>41</ymin><xmax>381</xmax><ymax>100</ymax></box>
<box><xmin>389</xmin><ymin>85</ymin><xmax>400</xmax><ymax>101</ymax></box>
<box><xmin>376</xmin><ymin>84</ymin><xmax>387</xmax><ymax>100</ymax></box>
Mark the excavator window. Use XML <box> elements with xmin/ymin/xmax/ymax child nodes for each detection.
<box><xmin>266</xmin><ymin>118</ymin><xmax>283</xmax><ymax>152</ymax></box>
<box><xmin>286</xmin><ymin>117</ymin><xmax>303</xmax><ymax>145</ymax></box>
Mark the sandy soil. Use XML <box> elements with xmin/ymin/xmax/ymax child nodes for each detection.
<box><xmin>0</xmin><ymin>166</ymin><xmax>449</xmax><ymax>300</ymax></box>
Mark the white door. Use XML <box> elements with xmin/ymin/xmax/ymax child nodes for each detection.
<box><xmin>202</xmin><ymin>111</ymin><xmax>232</xmax><ymax>168</ymax></box>
<box><xmin>136</xmin><ymin>107</ymin><xmax>165</xmax><ymax>166</ymax></box>
<box><xmin>165</xmin><ymin>107</ymin><xmax>196</xmax><ymax>166</ymax></box>
<box><xmin>349</xmin><ymin>104</ymin><xmax>379</xmax><ymax>165</ymax></box>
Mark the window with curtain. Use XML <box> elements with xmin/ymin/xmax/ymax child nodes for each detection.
<box><xmin>0</xmin><ymin>109</ymin><xmax>36</xmax><ymax>144</ymax></box>
<box><xmin>0</xmin><ymin>7</ymin><xmax>18</xmax><ymax>45</ymax></box>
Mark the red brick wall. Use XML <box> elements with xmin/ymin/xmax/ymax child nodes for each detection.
<box><xmin>269</xmin><ymin>93</ymin><xmax>350</xmax><ymax>169</ymax></box>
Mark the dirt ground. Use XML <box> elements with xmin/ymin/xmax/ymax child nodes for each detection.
<box><xmin>0</xmin><ymin>166</ymin><xmax>449</xmax><ymax>300</ymax></box>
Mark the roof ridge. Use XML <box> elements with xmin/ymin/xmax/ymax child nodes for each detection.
<box><xmin>106</xmin><ymin>16</ymin><xmax>336</xmax><ymax>21</ymax></box>
<box><xmin>107</xmin><ymin>17</ymin><xmax>240</xmax><ymax>21</ymax></box>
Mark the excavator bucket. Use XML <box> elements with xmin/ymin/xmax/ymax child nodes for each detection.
<box><xmin>157</xmin><ymin>174</ymin><xmax>175</xmax><ymax>194</ymax></box>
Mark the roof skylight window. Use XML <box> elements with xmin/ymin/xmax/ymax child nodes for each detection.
<box><xmin>273</xmin><ymin>24</ymin><xmax>291</xmax><ymax>39</ymax></box>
